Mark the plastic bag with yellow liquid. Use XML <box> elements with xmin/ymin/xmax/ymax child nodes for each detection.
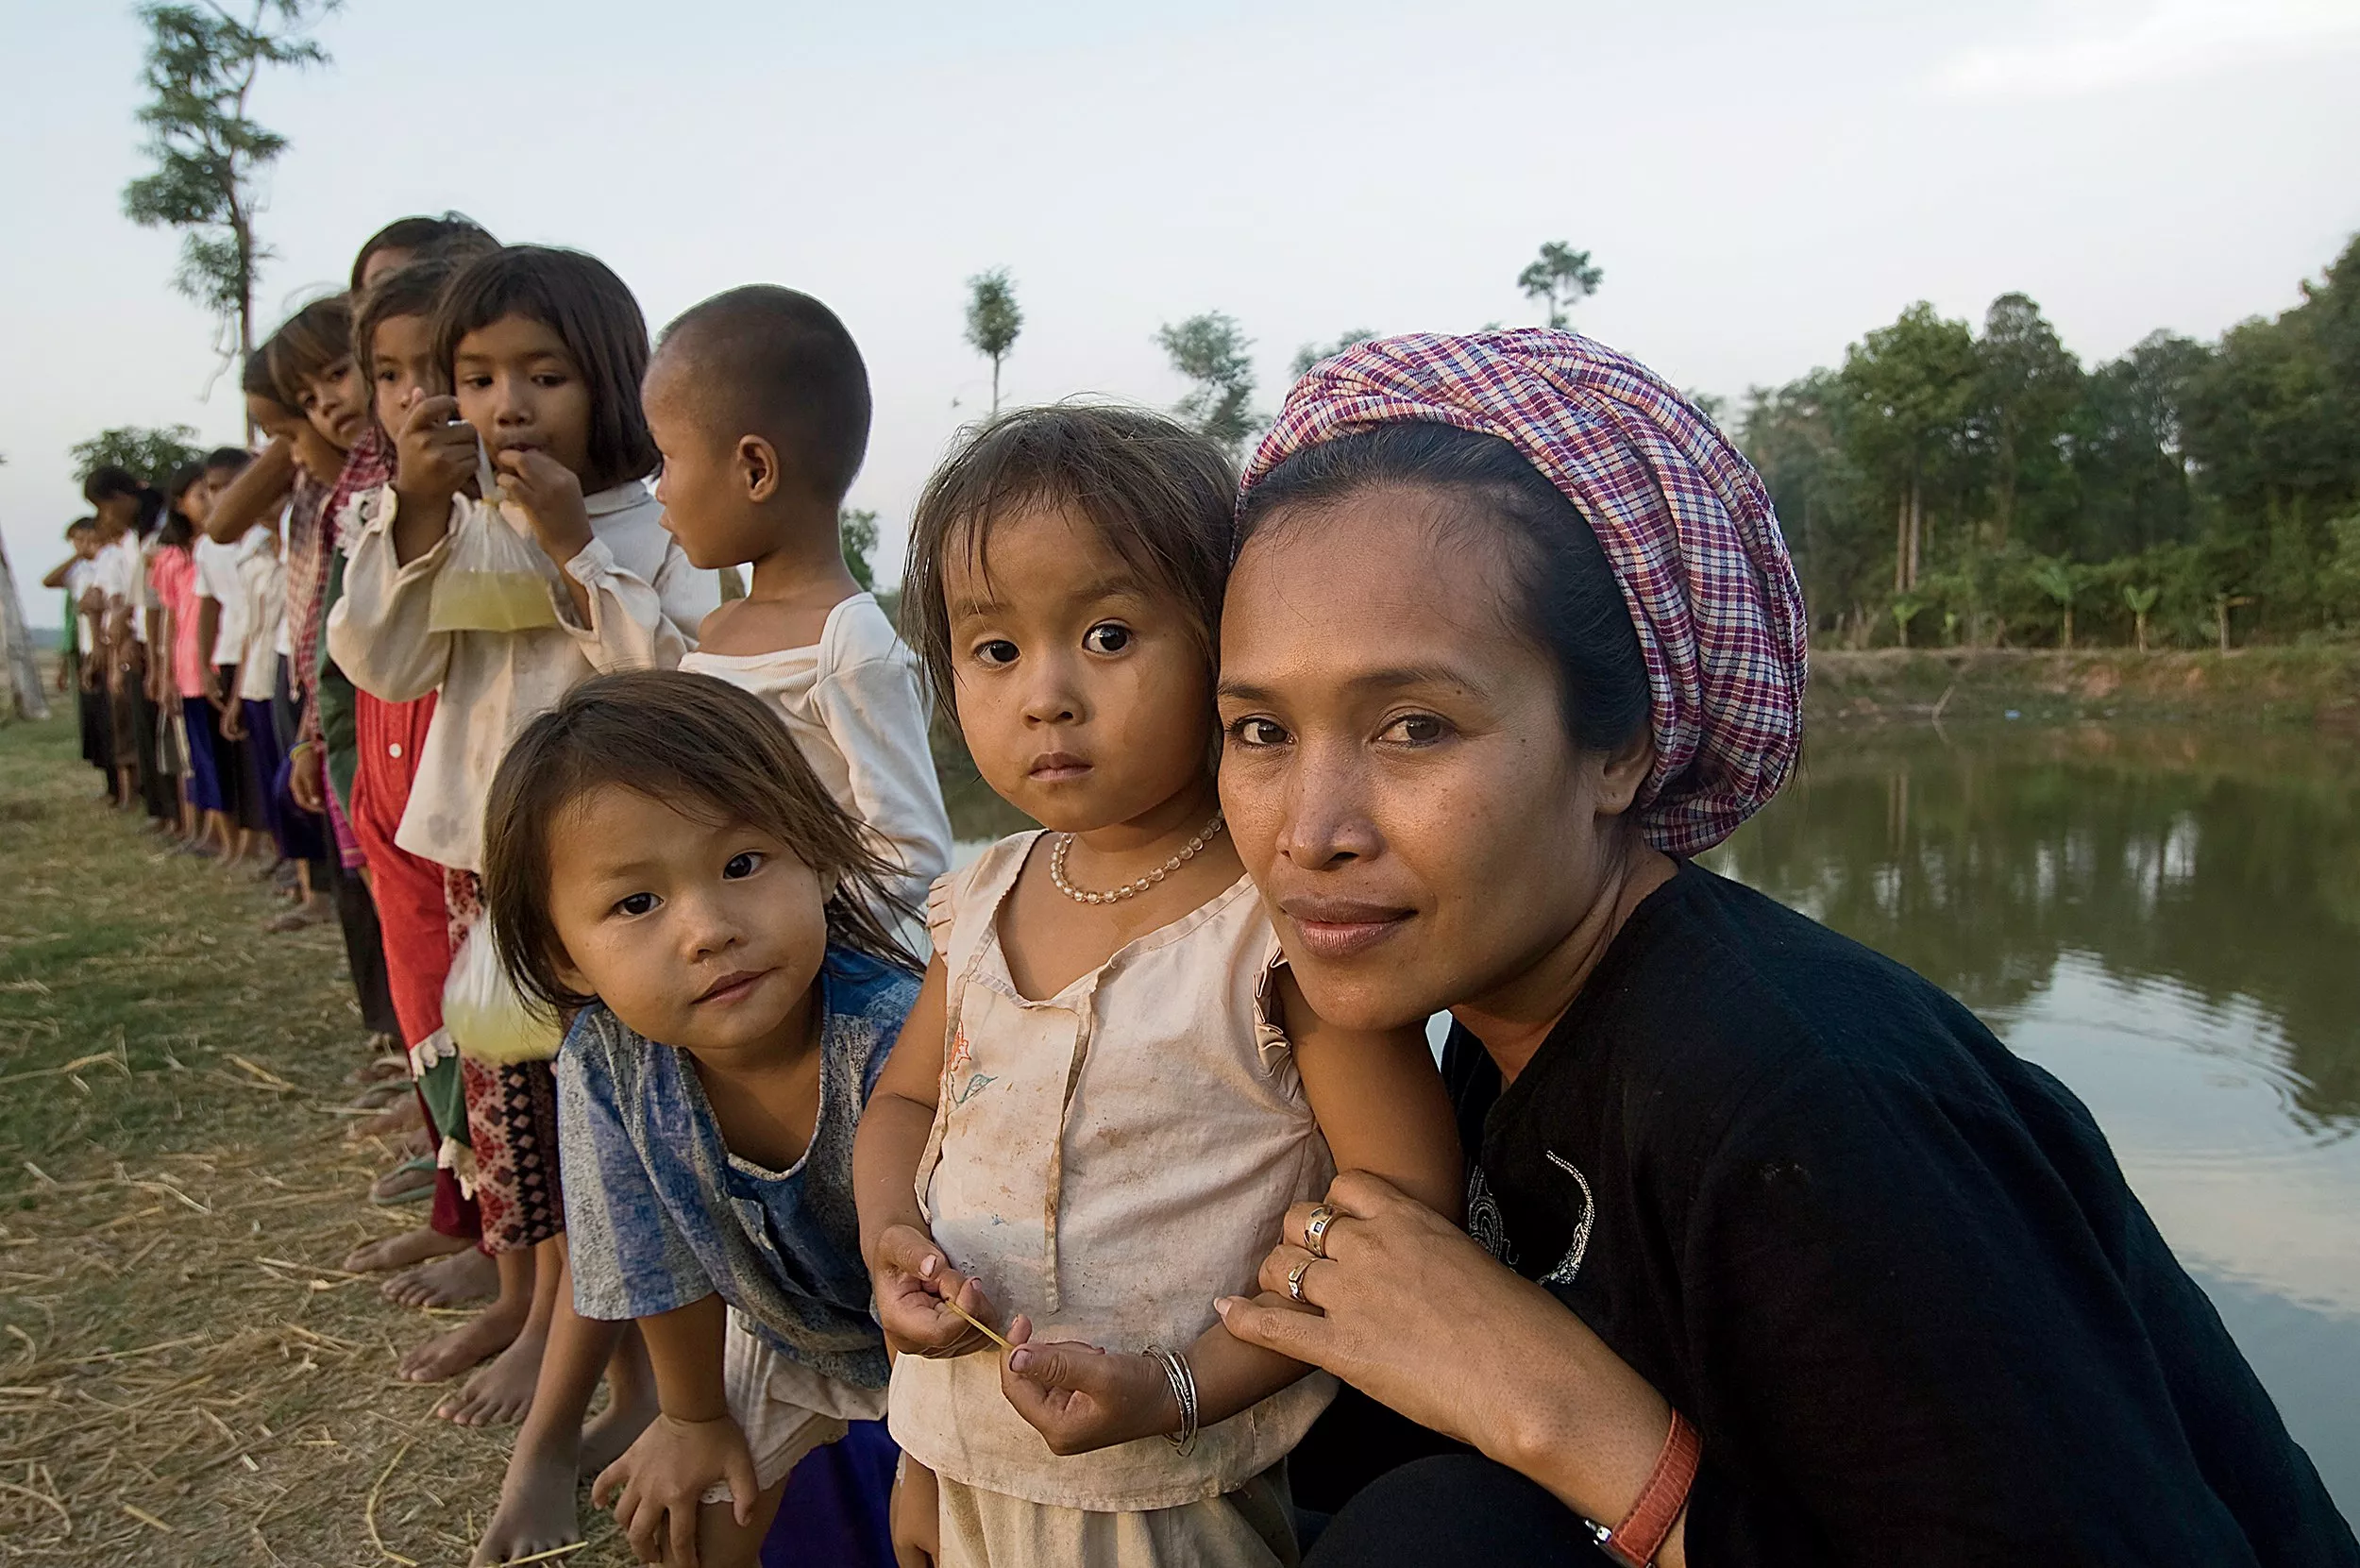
<box><xmin>426</xmin><ymin>437</ymin><xmax>565</xmax><ymax>634</ymax></box>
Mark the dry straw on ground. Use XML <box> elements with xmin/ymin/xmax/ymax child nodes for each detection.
<box><xmin>0</xmin><ymin>709</ymin><xmax>629</xmax><ymax>1565</ymax></box>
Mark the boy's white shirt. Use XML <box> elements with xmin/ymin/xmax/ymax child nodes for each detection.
<box><xmin>234</xmin><ymin>546</ymin><xmax>285</xmax><ymax>703</ymax></box>
<box><xmin>326</xmin><ymin>480</ymin><xmax>720</xmax><ymax>872</ymax></box>
<box><xmin>63</xmin><ymin>559</ymin><xmax>98</xmax><ymax>654</ymax></box>
<box><xmin>678</xmin><ymin>592</ymin><xmax>953</xmax><ymax>914</ymax></box>
<box><xmin>191</xmin><ymin>532</ymin><xmax>258</xmax><ymax>666</ymax></box>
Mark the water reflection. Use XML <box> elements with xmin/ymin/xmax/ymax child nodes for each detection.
<box><xmin>1703</xmin><ymin>721</ymin><xmax>2360</xmax><ymax>1510</ymax></box>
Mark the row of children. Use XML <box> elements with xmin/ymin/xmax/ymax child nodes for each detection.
<box><xmin>58</xmin><ymin>211</ymin><xmax>1459</xmax><ymax>1568</ymax></box>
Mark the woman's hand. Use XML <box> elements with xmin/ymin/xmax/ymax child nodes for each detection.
<box><xmin>497</xmin><ymin>447</ymin><xmax>594</xmax><ymax>567</ymax></box>
<box><xmin>592</xmin><ymin>1411</ymin><xmax>757</xmax><ymax>1568</ymax></box>
<box><xmin>1217</xmin><ymin>1171</ymin><xmax>1681</xmax><ymax>1552</ymax></box>
<box><xmin>869</xmin><ymin>1223</ymin><xmax>1003</xmax><ymax>1359</ymax></box>
<box><xmin>890</xmin><ymin>1454</ymin><xmax>940</xmax><ymax>1568</ymax></box>
<box><xmin>999</xmin><ymin>1317</ymin><xmax>1179</xmax><ymax>1456</ymax></box>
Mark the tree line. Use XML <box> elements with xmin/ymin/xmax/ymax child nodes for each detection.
<box><xmin>1740</xmin><ymin>238</ymin><xmax>2360</xmax><ymax>652</ymax></box>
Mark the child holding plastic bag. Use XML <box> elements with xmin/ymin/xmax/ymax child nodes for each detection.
<box><xmin>328</xmin><ymin>244</ymin><xmax>720</xmax><ymax>1428</ymax></box>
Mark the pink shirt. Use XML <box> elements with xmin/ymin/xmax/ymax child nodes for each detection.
<box><xmin>149</xmin><ymin>547</ymin><xmax>205</xmax><ymax>699</ymax></box>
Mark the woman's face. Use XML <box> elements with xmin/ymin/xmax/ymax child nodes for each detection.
<box><xmin>1218</xmin><ymin>486</ymin><xmax>1644</xmax><ymax>1033</ymax></box>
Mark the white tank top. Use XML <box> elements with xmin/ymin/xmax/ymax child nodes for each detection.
<box><xmin>887</xmin><ymin>831</ymin><xmax>1337</xmax><ymax>1509</ymax></box>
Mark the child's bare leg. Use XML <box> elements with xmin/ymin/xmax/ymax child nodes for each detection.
<box><xmin>581</xmin><ymin>1322</ymin><xmax>656</xmax><ymax>1473</ymax></box>
<box><xmin>345</xmin><ymin>1223</ymin><xmax>470</xmax><ymax>1274</ymax></box>
<box><xmin>383</xmin><ymin>1245</ymin><xmax>499</xmax><ymax>1308</ymax></box>
<box><xmin>399</xmin><ymin>1244</ymin><xmax>532</xmax><ymax>1385</ymax></box>
<box><xmin>439</xmin><ymin>1232</ymin><xmax>563</xmax><ymax>1426</ymax></box>
<box><xmin>690</xmin><ymin>1475</ymin><xmax>790</xmax><ymax>1568</ymax></box>
<box><xmin>473</xmin><ymin>1246</ymin><xmax>636</xmax><ymax>1564</ymax></box>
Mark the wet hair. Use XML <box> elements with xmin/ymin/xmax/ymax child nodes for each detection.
<box><xmin>203</xmin><ymin>446</ymin><xmax>251</xmax><ymax>477</ymax></box>
<box><xmin>481</xmin><ymin>670</ymin><xmax>919</xmax><ymax>1017</ymax></box>
<box><xmin>349</xmin><ymin>211</ymin><xmax>497</xmax><ymax>291</ymax></box>
<box><xmin>354</xmin><ymin>256</ymin><xmax>457</xmax><ymax>397</ymax></box>
<box><xmin>1236</xmin><ymin>422</ymin><xmax>1651</xmax><ymax>754</ymax></box>
<box><xmin>654</xmin><ymin>286</ymin><xmax>870</xmax><ymax>505</ymax></box>
<box><xmin>434</xmin><ymin>245</ymin><xmax>659</xmax><ymax>490</ymax></box>
<box><xmin>901</xmin><ymin>404</ymin><xmax>1235</xmax><ymax>714</ymax></box>
<box><xmin>267</xmin><ymin>294</ymin><xmax>356</xmax><ymax>405</ymax></box>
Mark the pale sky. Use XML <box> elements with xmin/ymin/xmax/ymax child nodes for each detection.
<box><xmin>5</xmin><ymin>0</ymin><xmax>2358</xmax><ymax>615</ymax></box>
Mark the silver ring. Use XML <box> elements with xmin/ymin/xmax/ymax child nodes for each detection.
<box><xmin>1287</xmin><ymin>1258</ymin><xmax>1315</xmax><ymax>1305</ymax></box>
<box><xmin>1304</xmin><ymin>1205</ymin><xmax>1337</xmax><ymax>1259</ymax></box>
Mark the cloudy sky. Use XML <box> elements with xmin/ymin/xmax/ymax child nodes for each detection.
<box><xmin>4</xmin><ymin>0</ymin><xmax>2357</xmax><ymax>610</ymax></box>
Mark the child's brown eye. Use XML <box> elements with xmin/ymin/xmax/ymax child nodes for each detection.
<box><xmin>723</xmin><ymin>852</ymin><xmax>762</xmax><ymax>880</ymax></box>
<box><xmin>1083</xmin><ymin>623</ymin><xmax>1130</xmax><ymax>654</ymax></box>
<box><xmin>974</xmin><ymin>639</ymin><xmax>1019</xmax><ymax>666</ymax></box>
<box><xmin>615</xmin><ymin>892</ymin><xmax>657</xmax><ymax>917</ymax></box>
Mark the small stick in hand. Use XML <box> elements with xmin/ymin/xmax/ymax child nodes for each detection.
<box><xmin>941</xmin><ymin>1291</ymin><xmax>1015</xmax><ymax>1353</ymax></box>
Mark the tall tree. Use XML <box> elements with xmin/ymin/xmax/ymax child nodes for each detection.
<box><xmin>1836</xmin><ymin>302</ymin><xmax>1979</xmax><ymax>595</ymax></box>
<box><xmin>1290</xmin><ymin>329</ymin><xmax>1377</xmax><ymax>379</ymax></box>
<box><xmin>2072</xmin><ymin>330</ymin><xmax>2208</xmax><ymax>557</ymax></box>
<box><xmin>122</xmin><ymin>0</ymin><xmax>339</xmax><ymax>388</ymax></box>
<box><xmin>70</xmin><ymin>425</ymin><xmax>206</xmax><ymax>484</ymax></box>
<box><xmin>964</xmin><ymin>268</ymin><xmax>1022</xmax><ymax>415</ymax></box>
<box><xmin>1976</xmin><ymin>293</ymin><xmax>2082</xmax><ymax>548</ymax></box>
<box><xmin>1517</xmin><ymin>242</ymin><xmax>1603</xmax><ymax>329</ymax></box>
<box><xmin>1157</xmin><ymin>312</ymin><xmax>1261</xmax><ymax>458</ymax></box>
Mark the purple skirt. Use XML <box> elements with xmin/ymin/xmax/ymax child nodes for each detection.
<box><xmin>242</xmin><ymin>697</ymin><xmax>325</xmax><ymax>864</ymax></box>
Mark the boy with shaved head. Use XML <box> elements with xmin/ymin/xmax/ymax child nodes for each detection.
<box><xmin>649</xmin><ymin>284</ymin><xmax>950</xmax><ymax>912</ymax></box>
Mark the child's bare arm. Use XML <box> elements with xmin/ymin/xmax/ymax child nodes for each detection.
<box><xmin>1279</xmin><ymin>966</ymin><xmax>1465</xmax><ymax>1222</ymax></box>
<box><xmin>853</xmin><ymin>959</ymin><xmax>1002</xmax><ymax>1357</ymax></box>
<box><xmin>591</xmin><ymin>1292</ymin><xmax>762</xmax><ymax>1560</ymax></box>
<box><xmin>203</xmin><ymin>440</ymin><xmax>293</xmax><ymax>544</ymax></box>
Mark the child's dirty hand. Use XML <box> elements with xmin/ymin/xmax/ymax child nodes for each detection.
<box><xmin>871</xmin><ymin>1223</ymin><xmax>1003</xmax><ymax>1358</ymax></box>
<box><xmin>999</xmin><ymin>1316</ymin><xmax>1180</xmax><ymax>1457</ymax></box>
<box><xmin>493</xmin><ymin>446</ymin><xmax>594</xmax><ymax>566</ymax></box>
<box><xmin>593</xmin><ymin>1411</ymin><xmax>756</xmax><ymax>1567</ymax></box>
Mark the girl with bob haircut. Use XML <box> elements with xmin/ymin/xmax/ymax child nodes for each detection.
<box><xmin>857</xmin><ymin>405</ymin><xmax>1463</xmax><ymax>1568</ymax></box>
<box><xmin>478</xmin><ymin>669</ymin><xmax>918</xmax><ymax>1568</ymax></box>
<box><xmin>329</xmin><ymin>244</ymin><xmax>719</xmax><ymax>1426</ymax></box>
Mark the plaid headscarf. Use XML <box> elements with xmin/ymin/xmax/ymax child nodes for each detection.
<box><xmin>1239</xmin><ymin>329</ymin><xmax>1808</xmax><ymax>855</ymax></box>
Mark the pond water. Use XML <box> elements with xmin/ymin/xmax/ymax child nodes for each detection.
<box><xmin>1701</xmin><ymin>721</ymin><xmax>2360</xmax><ymax>1514</ymax></box>
<box><xmin>946</xmin><ymin>720</ymin><xmax>2360</xmax><ymax>1514</ymax></box>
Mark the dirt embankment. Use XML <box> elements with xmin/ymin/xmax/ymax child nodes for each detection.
<box><xmin>1808</xmin><ymin>647</ymin><xmax>2360</xmax><ymax>730</ymax></box>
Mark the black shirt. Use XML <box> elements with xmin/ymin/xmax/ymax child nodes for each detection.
<box><xmin>1444</xmin><ymin>861</ymin><xmax>2357</xmax><ymax>1567</ymax></box>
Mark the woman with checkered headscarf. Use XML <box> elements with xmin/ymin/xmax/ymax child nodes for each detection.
<box><xmin>1210</xmin><ymin>333</ymin><xmax>2351</xmax><ymax>1567</ymax></box>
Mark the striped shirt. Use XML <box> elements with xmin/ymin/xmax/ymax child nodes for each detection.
<box><xmin>557</xmin><ymin>948</ymin><xmax>918</xmax><ymax>1390</ymax></box>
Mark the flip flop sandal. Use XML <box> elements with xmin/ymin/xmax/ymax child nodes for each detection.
<box><xmin>369</xmin><ymin>1156</ymin><xmax>438</xmax><ymax>1206</ymax></box>
<box><xmin>349</xmin><ymin>1079</ymin><xmax>410</xmax><ymax>1110</ymax></box>
<box><xmin>265</xmin><ymin>904</ymin><xmax>332</xmax><ymax>933</ymax></box>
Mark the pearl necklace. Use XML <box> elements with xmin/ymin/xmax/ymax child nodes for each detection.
<box><xmin>1049</xmin><ymin>813</ymin><xmax>1225</xmax><ymax>905</ymax></box>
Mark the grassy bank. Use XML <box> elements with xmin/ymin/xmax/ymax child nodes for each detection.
<box><xmin>0</xmin><ymin>709</ymin><xmax>632</xmax><ymax>1566</ymax></box>
<box><xmin>1807</xmin><ymin>645</ymin><xmax>2360</xmax><ymax>729</ymax></box>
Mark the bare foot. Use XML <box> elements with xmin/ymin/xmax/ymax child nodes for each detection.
<box><xmin>398</xmin><ymin>1295</ymin><xmax>525</xmax><ymax>1385</ymax></box>
<box><xmin>368</xmin><ymin>1161</ymin><xmax>436</xmax><ymax>1204</ymax></box>
<box><xmin>384</xmin><ymin>1247</ymin><xmax>497</xmax><ymax>1307</ymax></box>
<box><xmin>343</xmin><ymin>1224</ymin><xmax>468</xmax><ymax>1274</ymax></box>
<box><xmin>437</xmin><ymin>1322</ymin><xmax>547</xmax><ymax>1426</ymax></box>
<box><xmin>471</xmin><ymin>1435</ymin><xmax>584</xmax><ymax>1564</ymax></box>
<box><xmin>347</xmin><ymin>1096</ymin><xmax>423</xmax><ymax>1143</ymax></box>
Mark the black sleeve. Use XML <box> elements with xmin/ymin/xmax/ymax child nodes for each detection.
<box><xmin>1673</xmin><ymin>1050</ymin><xmax>2284</xmax><ymax>1568</ymax></box>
